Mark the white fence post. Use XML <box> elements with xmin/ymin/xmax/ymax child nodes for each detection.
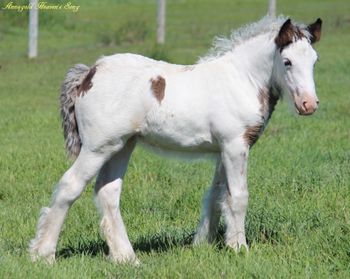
<box><xmin>157</xmin><ymin>0</ymin><xmax>166</xmax><ymax>44</ymax></box>
<box><xmin>268</xmin><ymin>0</ymin><xmax>276</xmax><ymax>17</ymax></box>
<box><xmin>28</xmin><ymin>0</ymin><xmax>38</xmax><ymax>58</ymax></box>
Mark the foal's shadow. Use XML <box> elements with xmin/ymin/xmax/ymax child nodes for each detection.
<box><xmin>134</xmin><ymin>230</ymin><xmax>195</xmax><ymax>253</ymax></box>
<box><xmin>57</xmin><ymin>239</ymin><xmax>108</xmax><ymax>258</ymax></box>
<box><xmin>57</xmin><ymin>227</ymin><xmax>227</xmax><ymax>259</ymax></box>
<box><xmin>135</xmin><ymin>226</ymin><xmax>228</xmax><ymax>252</ymax></box>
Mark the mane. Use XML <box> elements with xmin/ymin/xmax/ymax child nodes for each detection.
<box><xmin>199</xmin><ymin>15</ymin><xmax>309</xmax><ymax>62</ymax></box>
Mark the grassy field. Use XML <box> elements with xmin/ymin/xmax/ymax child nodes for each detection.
<box><xmin>0</xmin><ymin>0</ymin><xmax>349</xmax><ymax>278</ymax></box>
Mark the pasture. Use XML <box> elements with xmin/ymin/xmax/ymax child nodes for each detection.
<box><xmin>0</xmin><ymin>0</ymin><xmax>349</xmax><ymax>278</ymax></box>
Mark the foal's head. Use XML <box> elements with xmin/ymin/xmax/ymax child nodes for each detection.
<box><xmin>274</xmin><ymin>18</ymin><xmax>322</xmax><ymax>115</ymax></box>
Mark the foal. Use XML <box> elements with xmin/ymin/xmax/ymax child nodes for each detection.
<box><xmin>30</xmin><ymin>16</ymin><xmax>322</xmax><ymax>263</ymax></box>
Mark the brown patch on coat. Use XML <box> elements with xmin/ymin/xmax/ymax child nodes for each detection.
<box><xmin>258</xmin><ymin>87</ymin><xmax>278</xmax><ymax>118</ymax></box>
<box><xmin>150</xmin><ymin>75</ymin><xmax>166</xmax><ymax>103</ymax></box>
<box><xmin>275</xmin><ymin>19</ymin><xmax>306</xmax><ymax>52</ymax></box>
<box><xmin>243</xmin><ymin>87</ymin><xmax>279</xmax><ymax>147</ymax></box>
<box><xmin>77</xmin><ymin>66</ymin><xmax>97</xmax><ymax>97</ymax></box>
<box><xmin>258</xmin><ymin>88</ymin><xmax>270</xmax><ymax>114</ymax></box>
<box><xmin>243</xmin><ymin>123</ymin><xmax>264</xmax><ymax>147</ymax></box>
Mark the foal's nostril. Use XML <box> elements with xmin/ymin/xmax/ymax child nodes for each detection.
<box><xmin>316</xmin><ymin>100</ymin><xmax>320</xmax><ymax>105</ymax></box>
<box><xmin>302</xmin><ymin>101</ymin><xmax>308</xmax><ymax>111</ymax></box>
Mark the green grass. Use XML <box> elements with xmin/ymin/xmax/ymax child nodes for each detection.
<box><xmin>0</xmin><ymin>0</ymin><xmax>349</xmax><ymax>278</ymax></box>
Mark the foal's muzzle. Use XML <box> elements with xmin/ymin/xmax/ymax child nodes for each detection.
<box><xmin>294</xmin><ymin>93</ymin><xmax>319</xmax><ymax>115</ymax></box>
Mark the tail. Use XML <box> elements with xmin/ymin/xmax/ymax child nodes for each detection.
<box><xmin>60</xmin><ymin>64</ymin><xmax>90</xmax><ymax>159</ymax></box>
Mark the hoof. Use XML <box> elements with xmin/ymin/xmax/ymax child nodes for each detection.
<box><xmin>109</xmin><ymin>253</ymin><xmax>140</xmax><ymax>266</ymax></box>
<box><xmin>30</xmin><ymin>249</ymin><xmax>55</xmax><ymax>264</ymax></box>
<box><xmin>227</xmin><ymin>241</ymin><xmax>249</xmax><ymax>253</ymax></box>
<box><xmin>226</xmin><ymin>231</ymin><xmax>248</xmax><ymax>253</ymax></box>
<box><xmin>29</xmin><ymin>239</ymin><xmax>56</xmax><ymax>264</ymax></box>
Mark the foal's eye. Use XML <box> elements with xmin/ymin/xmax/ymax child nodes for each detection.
<box><xmin>283</xmin><ymin>59</ymin><xmax>292</xmax><ymax>67</ymax></box>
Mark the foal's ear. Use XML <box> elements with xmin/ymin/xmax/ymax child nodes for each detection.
<box><xmin>307</xmin><ymin>18</ymin><xmax>322</xmax><ymax>44</ymax></box>
<box><xmin>275</xmin><ymin>19</ymin><xmax>294</xmax><ymax>49</ymax></box>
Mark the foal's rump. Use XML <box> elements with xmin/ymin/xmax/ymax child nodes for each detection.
<box><xmin>73</xmin><ymin>56</ymin><xmax>158</xmax><ymax>152</ymax></box>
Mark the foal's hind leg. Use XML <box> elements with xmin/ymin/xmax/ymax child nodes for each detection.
<box><xmin>29</xmin><ymin>147</ymin><xmax>112</xmax><ymax>263</ymax></box>
<box><xmin>193</xmin><ymin>160</ymin><xmax>225</xmax><ymax>245</ymax></box>
<box><xmin>94</xmin><ymin>138</ymin><xmax>137</xmax><ymax>264</ymax></box>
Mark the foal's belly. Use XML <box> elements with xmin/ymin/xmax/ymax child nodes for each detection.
<box><xmin>138</xmin><ymin>109</ymin><xmax>220</xmax><ymax>155</ymax></box>
<box><xmin>138</xmin><ymin>132</ymin><xmax>219</xmax><ymax>154</ymax></box>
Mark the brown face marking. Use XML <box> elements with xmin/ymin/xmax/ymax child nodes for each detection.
<box><xmin>244</xmin><ymin>87</ymin><xmax>280</xmax><ymax>147</ymax></box>
<box><xmin>150</xmin><ymin>75</ymin><xmax>166</xmax><ymax>104</ymax></box>
<box><xmin>77</xmin><ymin>66</ymin><xmax>96</xmax><ymax>97</ymax></box>
<box><xmin>275</xmin><ymin>19</ymin><xmax>306</xmax><ymax>52</ymax></box>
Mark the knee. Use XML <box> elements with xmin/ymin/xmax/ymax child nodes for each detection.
<box><xmin>231</xmin><ymin>188</ymin><xmax>249</xmax><ymax>206</ymax></box>
<box><xmin>231</xmin><ymin>188</ymin><xmax>248</xmax><ymax>200</ymax></box>
<box><xmin>221</xmin><ymin>186</ymin><xmax>248</xmax><ymax>211</ymax></box>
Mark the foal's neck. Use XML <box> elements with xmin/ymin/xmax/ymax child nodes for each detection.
<box><xmin>225</xmin><ymin>33</ymin><xmax>280</xmax><ymax>127</ymax></box>
<box><xmin>228</xmin><ymin>33</ymin><xmax>277</xmax><ymax>93</ymax></box>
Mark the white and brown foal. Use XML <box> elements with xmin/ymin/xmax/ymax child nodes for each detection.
<box><xmin>30</xmin><ymin>16</ymin><xmax>322</xmax><ymax>264</ymax></box>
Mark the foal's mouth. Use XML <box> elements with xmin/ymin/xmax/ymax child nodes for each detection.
<box><xmin>294</xmin><ymin>103</ymin><xmax>317</xmax><ymax>116</ymax></box>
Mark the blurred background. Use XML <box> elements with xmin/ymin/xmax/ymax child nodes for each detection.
<box><xmin>1</xmin><ymin>0</ymin><xmax>349</xmax><ymax>63</ymax></box>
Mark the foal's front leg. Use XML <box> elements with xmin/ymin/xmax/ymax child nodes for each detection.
<box><xmin>221</xmin><ymin>140</ymin><xmax>249</xmax><ymax>251</ymax></box>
